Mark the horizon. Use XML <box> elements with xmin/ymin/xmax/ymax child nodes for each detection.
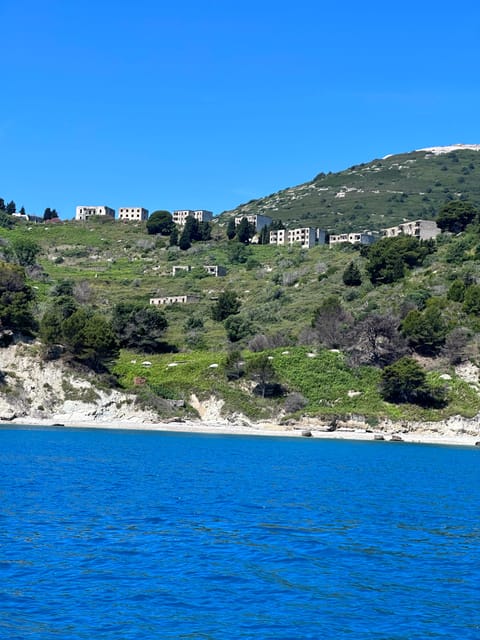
<box><xmin>2</xmin><ymin>1</ymin><xmax>480</xmax><ymax>219</ymax></box>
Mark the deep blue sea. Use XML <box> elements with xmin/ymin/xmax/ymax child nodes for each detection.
<box><xmin>1</xmin><ymin>427</ymin><xmax>479</xmax><ymax>639</ymax></box>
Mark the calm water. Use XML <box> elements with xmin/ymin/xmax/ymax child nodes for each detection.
<box><xmin>1</xmin><ymin>427</ymin><xmax>479</xmax><ymax>639</ymax></box>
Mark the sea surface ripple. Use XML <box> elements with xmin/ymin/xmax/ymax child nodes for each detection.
<box><xmin>1</xmin><ymin>427</ymin><xmax>479</xmax><ymax>639</ymax></box>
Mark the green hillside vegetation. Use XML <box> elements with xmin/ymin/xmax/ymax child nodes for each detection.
<box><xmin>221</xmin><ymin>148</ymin><xmax>480</xmax><ymax>234</ymax></box>
<box><xmin>2</xmin><ymin>151</ymin><xmax>480</xmax><ymax>424</ymax></box>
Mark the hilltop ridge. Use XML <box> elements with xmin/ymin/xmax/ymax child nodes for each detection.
<box><xmin>221</xmin><ymin>145</ymin><xmax>480</xmax><ymax>233</ymax></box>
<box><xmin>415</xmin><ymin>144</ymin><xmax>480</xmax><ymax>155</ymax></box>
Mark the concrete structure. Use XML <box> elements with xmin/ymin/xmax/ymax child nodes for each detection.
<box><xmin>269</xmin><ymin>227</ymin><xmax>321</xmax><ymax>249</ymax></box>
<box><xmin>172</xmin><ymin>209</ymin><xmax>213</xmax><ymax>226</ymax></box>
<box><xmin>329</xmin><ymin>232</ymin><xmax>375</xmax><ymax>246</ymax></box>
<box><xmin>204</xmin><ymin>265</ymin><xmax>227</xmax><ymax>277</ymax></box>
<box><xmin>76</xmin><ymin>206</ymin><xmax>115</xmax><ymax>221</ymax></box>
<box><xmin>150</xmin><ymin>295</ymin><xmax>201</xmax><ymax>306</ymax></box>
<box><xmin>382</xmin><ymin>219</ymin><xmax>440</xmax><ymax>241</ymax></box>
<box><xmin>118</xmin><ymin>207</ymin><xmax>149</xmax><ymax>221</ymax></box>
<box><xmin>172</xmin><ymin>265</ymin><xmax>191</xmax><ymax>275</ymax></box>
<box><xmin>234</xmin><ymin>214</ymin><xmax>272</xmax><ymax>232</ymax></box>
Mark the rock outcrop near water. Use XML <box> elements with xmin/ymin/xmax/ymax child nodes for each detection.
<box><xmin>0</xmin><ymin>343</ymin><xmax>158</xmax><ymax>425</ymax></box>
<box><xmin>1</xmin><ymin>342</ymin><xmax>480</xmax><ymax>444</ymax></box>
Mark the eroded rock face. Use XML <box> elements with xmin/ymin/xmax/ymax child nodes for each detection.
<box><xmin>0</xmin><ymin>398</ymin><xmax>16</xmax><ymax>421</ymax></box>
<box><xmin>2</xmin><ymin>342</ymin><xmax>480</xmax><ymax>440</ymax></box>
<box><xmin>0</xmin><ymin>342</ymin><xmax>159</xmax><ymax>425</ymax></box>
<box><xmin>189</xmin><ymin>394</ymin><xmax>225</xmax><ymax>422</ymax></box>
<box><xmin>455</xmin><ymin>362</ymin><xmax>480</xmax><ymax>387</ymax></box>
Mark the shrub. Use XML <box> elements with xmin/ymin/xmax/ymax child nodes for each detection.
<box><xmin>146</xmin><ymin>211</ymin><xmax>174</xmax><ymax>236</ymax></box>
<box><xmin>112</xmin><ymin>303</ymin><xmax>168</xmax><ymax>352</ymax></box>
<box><xmin>381</xmin><ymin>357</ymin><xmax>447</xmax><ymax>407</ymax></box>
<box><xmin>342</xmin><ymin>261</ymin><xmax>362</xmax><ymax>286</ymax></box>
<box><xmin>437</xmin><ymin>200</ymin><xmax>478</xmax><ymax>233</ymax></box>
<box><xmin>0</xmin><ymin>212</ymin><xmax>15</xmax><ymax>229</ymax></box>
<box><xmin>246</xmin><ymin>354</ymin><xmax>283</xmax><ymax>398</ymax></box>
<box><xmin>224</xmin><ymin>350</ymin><xmax>245</xmax><ymax>380</ymax></box>
<box><xmin>463</xmin><ymin>285</ymin><xmax>480</xmax><ymax>316</ymax></box>
<box><xmin>401</xmin><ymin>303</ymin><xmax>448</xmax><ymax>356</ymax></box>
<box><xmin>224</xmin><ymin>314</ymin><xmax>254</xmax><ymax>342</ymax></box>
<box><xmin>284</xmin><ymin>392</ymin><xmax>308</xmax><ymax>413</ymax></box>
<box><xmin>311</xmin><ymin>295</ymin><xmax>352</xmax><ymax>349</ymax></box>
<box><xmin>365</xmin><ymin>236</ymin><xmax>435</xmax><ymax>285</ymax></box>
<box><xmin>0</xmin><ymin>261</ymin><xmax>37</xmax><ymax>335</ymax></box>
<box><xmin>211</xmin><ymin>290</ymin><xmax>241</xmax><ymax>322</ymax></box>
<box><xmin>183</xmin><ymin>316</ymin><xmax>204</xmax><ymax>331</ymax></box>
<box><xmin>348</xmin><ymin>313</ymin><xmax>407</xmax><ymax>367</ymax></box>
<box><xmin>447</xmin><ymin>279</ymin><xmax>467</xmax><ymax>302</ymax></box>
<box><xmin>442</xmin><ymin>327</ymin><xmax>471</xmax><ymax>365</ymax></box>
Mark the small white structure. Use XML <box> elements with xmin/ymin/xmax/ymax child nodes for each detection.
<box><xmin>76</xmin><ymin>206</ymin><xmax>115</xmax><ymax>221</ymax></box>
<box><xmin>172</xmin><ymin>265</ymin><xmax>191</xmax><ymax>275</ymax></box>
<box><xmin>382</xmin><ymin>219</ymin><xmax>440</xmax><ymax>241</ymax></box>
<box><xmin>269</xmin><ymin>227</ymin><xmax>321</xmax><ymax>249</ymax></box>
<box><xmin>204</xmin><ymin>265</ymin><xmax>226</xmax><ymax>277</ymax></box>
<box><xmin>234</xmin><ymin>214</ymin><xmax>272</xmax><ymax>232</ymax></box>
<box><xmin>329</xmin><ymin>232</ymin><xmax>375</xmax><ymax>246</ymax></box>
<box><xmin>150</xmin><ymin>295</ymin><xmax>201</xmax><ymax>306</ymax></box>
<box><xmin>172</xmin><ymin>209</ymin><xmax>213</xmax><ymax>226</ymax></box>
<box><xmin>118</xmin><ymin>207</ymin><xmax>149</xmax><ymax>221</ymax></box>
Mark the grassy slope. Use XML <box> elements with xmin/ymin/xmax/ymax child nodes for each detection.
<box><xmin>221</xmin><ymin>149</ymin><xmax>480</xmax><ymax>233</ymax></box>
<box><xmin>2</xmin><ymin>151</ymin><xmax>480</xmax><ymax>422</ymax></box>
<box><xmin>113</xmin><ymin>347</ymin><xmax>480</xmax><ymax>422</ymax></box>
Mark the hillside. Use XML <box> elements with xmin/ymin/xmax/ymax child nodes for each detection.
<box><xmin>2</xmin><ymin>209</ymin><xmax>480</xmax><ymax>428</ymax></box>
<box><xmin>221</xmin><ymin>144</ymin><xmax>480</xmax><ymax>233</ymax></box>
<box><xmin>3</xmin><ymin>148</ymin><xmax>480</xmax><ymax>433</ymax></box>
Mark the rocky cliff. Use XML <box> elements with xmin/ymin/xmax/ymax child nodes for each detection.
<box><xmin>0</xmin><ymin>342</ymin><xmax>159</xmax><ymax>425</ymax></box>
<box><xmin>1</xmin><ymin>342</ymin><xmax>480</xmax><ymax>445</ymax></box>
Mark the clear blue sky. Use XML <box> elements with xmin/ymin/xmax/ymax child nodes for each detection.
<box><xmin>1</xmin><ymin>0</ymin><xmax>480</xmax><ymax>218</ymax></box>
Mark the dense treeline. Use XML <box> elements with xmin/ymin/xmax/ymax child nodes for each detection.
<box><xmin>0</xmin><ymin>196</ymin><xmax>59</xmax><ymax>223</ymax></box>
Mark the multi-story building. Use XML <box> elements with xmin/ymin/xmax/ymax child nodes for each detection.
<box><xmin>75</xmin><ymin>206</ymin><xmax>115</xmax><ymax>221</ymax></box>
<box><xmin>269</xmin><ymin>227</ymin><xmax>324</xmax><ymax>249</ymax></box>
<box><xmin>329</xmin><ymin>232</ymin><xmax>375</xmax><ymax>246</ymax></box>
<box><xmin>150</xmin><ymin>295</ymin><xmax>201</xmax><ymax>306</ymax></box>
<box><xmin>172</xmin><ymin>209</ymin><xmax>213</xmax><ymax>226</ymax></box>
<box><xmin>234</xmin><ymin>214</ymin><xmax>272</xmax><ymax>232</ymax></box>
<box><xmin>382</xmin><ymin>219</ymin><xmax>440</xmax><ymax>241</ymax></box>
<box><xmin>118</xmin><ymin>207</ymin><xmax>149</xmax><ymax>221</ymax></box>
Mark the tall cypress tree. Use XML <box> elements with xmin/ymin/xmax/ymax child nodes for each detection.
<box><xmin>5</xmin><ymin>201</ymin><xmax>16</xmax><ymax>214</ymax></box>
<box><xmin>226</xmin><ymin>218</ymin><xmax>236</xmax><ymax>240</ymax></box>
<box><xmin>179</xmin><ymin>226</ymin><xmax>192</xmax><ymax>250</ymax></box>
<box><xmin>169</xmin><ymin>225</ymin><xmax>178</xmax><ymax>246</ymax></box>
<box><xmin>342</xmin><ymin>261</ymin><xmax>362</xmax><ymax>286</ymax></box>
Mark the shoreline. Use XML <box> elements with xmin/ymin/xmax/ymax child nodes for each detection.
<box><xmin>4</xmin><ymin>416</ymin><xmax>480</xmax><ymax>448</ymax></box>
